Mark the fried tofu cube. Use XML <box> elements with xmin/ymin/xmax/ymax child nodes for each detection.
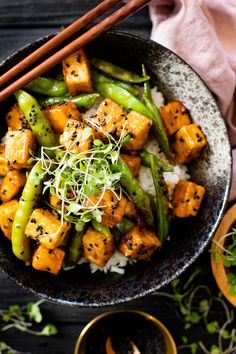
<box><xmin>120</xmin><ymin>154</ymin><xmax>141</xmax><ymax>176</ymax></box>
<box><xmin>0</xmin><ymin>170</ymin><xmax>26</xmax><ymax>202</ymax></box>
<box><xmin>49</xmin><ymin>193</ymin><xmax>68</xmax><ymax>212</ymax></box>
<box><xmin>88</xmin><ymin>98</ymin><xmax>126</xmax><ymax>140</ymax></box>
<box><xmin>172</xmin><ymin>124</ymin><xmax>207</xmax><ymax>164</ymax></box>
<box><xmin>59</xmin><ymin>119</ymin><xmax>93</xmax><ymax>153</ymax></box>
<box><xmin>62</xmin><ymin>49</ymin><xmax>93</xmax><ymax>95</ymax></box>
<box><xmin>5</xmin><ymin>103</ymin><xmax>30</xmax><ymax>131</ymax></box>
<box><xmin>44</xmin><ymin>101</ymin><xmax>81</xmax><ymax>133</ymax></box>
<box><xmin>0</xmin><ymin>144</ymin><xmax>9</xmax><ymax>176</ymax></box>
<box><xmin>5</xmin><ymin>129</ymin><xmax>36</xmax><ymax>169</ymax></box>
<box><xmin>119</xmin><ymin>226</ymin><xmax>161</xmax><ymax>261</ymax></box>
<box><xmin>0</xmin><ymin>199</ymin><xmax>19</xmax><ymax>240</ymax></box>
<box><xmin>171</xmin><ymin>180</ymin><xmax>205</xmax><ymax>217</ymax></box>
<box><xmin>118</xmin><ymin>111</ymin><xmax>152</xmax><ymax>151</ymax></box>
<box><xmin>124</xmin><ymin>201</ymin><xmax>137</xmax><ymax>219</ymax></box>
<box><xmin>159</xmin><ymin>101</ymin><xmax>191</xmax><ymax>136</ymax></box>
<box><xmin>32</xmin><ymin>244</ymin><xmax>65</xmax><ymax>275</ymax></box>
<box><xmin>82</xmin><ymin>227</ymin><xmax>115</xmax><ymax>267</ymax></box>
<box><xmin>89</xmin><ymin>190</ymin><xmax>127</xmax><ymax>228</ymax></box>
<box><xmin>25</xmin><ymin>208</ymin><xmax>71</xmax><ymax>249</ymax></box>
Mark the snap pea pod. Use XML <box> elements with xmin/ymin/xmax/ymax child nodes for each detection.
<box><xmin>67</xmin><ymin>225</ymin><xmax>85</xmax><ymax>266</ymax></box>
<box><xmin>39</xmin><ymin>93</ymin><xmax>100</xmax><ymax>111</ymax></box>
<box><xmin>12</xmin><ymin>161</ymin><xmax>46</xmax><ymax>265</ymax></box>
<box><xmin>94</xmin><ymin>82</ymin><xmax>153</xmax><ymax>119</ymax></box>
<box><xmin>25</xmin><ymin>77</ymin><xmax>68</xmax><ymax>96</ymax></box>
<box><xmin>142</xmin><ymin>64</ymin><xmax>174</xmax><ymax>161</ymax></box>
<box><xmin>92</xmin><ymin>219</ymin><xmax>111</xmax><ymax>237</ymax></box>
<box><xmin>111</xmin><ymin>157</ymin><xmax>154</xmax><ymax>226</ymax></box>
<box><xmin>139</xmin><ymin>150</ymin><xmax>174</xmax><ymax>173</ymax></box>
<box><xmin>15</xmin><ymin>90</ymin><xmax>57</xmax><ymax>154</ymax></box>
<box><xmin>91</xmin><ymin>58</ymin><xmax>149</xmax><ymax>83</ymax></box>
<box><xmin>92</xmin><ymin>70</ymin><xmax>139</xmax><ymax>96</ymax></box>
<box><xmin>141</xmin><ymin>151</ymin><xmax>170</xmax><ymax>244</ymax></box>
<box><xmin>116</xmin><ymin>217</ymin><xmax>135</xmax><ymax>234</ymax></box>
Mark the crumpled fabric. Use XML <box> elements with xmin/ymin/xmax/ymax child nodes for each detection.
<box><xmin>149</xmin><ymin>0</ymin><xmax>236</xmax><ymax>200</ymax></box>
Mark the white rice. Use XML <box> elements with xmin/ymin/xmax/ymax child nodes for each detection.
<box><xmin>138</xmin><ymin>138</ymin><xmax>190</xmax><ymax>199</ymax></box>
<box><xmin>78</xmin><ymin>250</ymin><xmax>136</xmax><ymax>275</ymax></box>
<box><xmin>79</xmin><ymin>88</ymin><xmax>190</xmax><ymax>274</ymax></box>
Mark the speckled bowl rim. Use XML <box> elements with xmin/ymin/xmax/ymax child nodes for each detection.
<box><xmin>0</xmin><ymin>30</ymin><xmax>232</xmax><ymax>307</ymax></box>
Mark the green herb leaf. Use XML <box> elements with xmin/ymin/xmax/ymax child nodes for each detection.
<box><xmin>41</xmin><ymin>324</ymin><xmax>58</xmax><ymax>336</ymax></box>
<box><xmin>210</xmin><ymin>344</ymin><xmax>221</xmax><ymax>354</ymax></box>
<box><xmin>206</xmin><ymin>321</ymin><xmax>218</xmax><ymax>334</ymax></box>
<box><xmin>185</xmin><ymin>312</ymin><xmax>201</xmax><ymax>324</ymax></box>
<box><xmin>26</xmin><ymin>302</ymin><xmax>43</xmax><ymax>323</ymax></box>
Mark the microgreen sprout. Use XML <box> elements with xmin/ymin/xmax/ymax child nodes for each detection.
<box><xmin>0</xmin><ymin>299</ymin><xmax>57</xmax><ymax>337</ymax></box>
<box><xmin>211</xmin><ymin>223</ymin><xmax>236</xmax><ymax>296</ymax></box>
<box><xmin>154</xmin><ymin>265</ymin><xmax>236</xmax><ymax>354</ymax></box>
<box><xmin>33</xmin><ymin>128</ymin><xmax>128</xmax><ymax>232</ymax></box>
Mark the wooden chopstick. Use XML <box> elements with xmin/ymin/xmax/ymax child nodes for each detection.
<box><xmin>0</xmin><ymin>0</ymin><xmax>122</xmax><ymax>88</ymax></box>
<box><xmin>0</xmin><ymin>0</ymin><xmax>151</xmax><ymax>102</ymax></box>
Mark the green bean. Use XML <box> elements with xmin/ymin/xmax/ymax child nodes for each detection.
<box><xmin>15</xmin><ymin>90</ymin><xmax>57</xmax><ymax>154</ymax></box>
<box><xmin>139</xmin><ymin>150</ymin><xmax>174</xmax><ymax>173</ymax></box>
<box><xmin>111</xmin><ymin>157</ymin><xmax>153</xmax><ymax>226</ymax></box>
<box><xmin>141</xmin><ymin>151</ymin><xmax>170</xmax><ymax>244</ymax></box>
<box><xmin>67</xmin><ymin>226</ymin><xmax>85</xmax><ymax>266</ymax></box>
<box><xmin>112</xmin><ymin>228</ymin><xmax>122</xmax><ymax>246</ymax></box>
<box><xmin>39</xmin><ymin>93</ymin><xmax>100</xmax><ymax>111</ymax></box>
<box><xmin>91</xmin><ymin>58</ymin><xmax>149</xmax><ymax>83</ymax></box>
<box><xmin>12</xmin><ymin>161</ymin><xmax>46</xmax><ymax>265</ymax></box>
<box><xmin>116</xmin><ymin>217</ymin><xmax>135</xmax><ymax>234</ymax></box>
<box><xmin>25</xmin><ymin>77</ymin><xmax>68</xmax><ymax>96</ymax></box>
<box><xmin>94</xmin><ymin>82</ymin><xmax>153</xmax><ymax>119</ymax></box>
<box><xmin>92</xmin><ymin>70</ymin><xmax>139</xmax><ymax>96</ymax></box>
<box><xmin>92</xmin><ymin>219</ymin><xmax>111</xmax><ymax>237</ymax></box>
<box><xmin>142</xmin><ymin>64</ymin><xmax>174</xmax><ymax>161</ymax></box>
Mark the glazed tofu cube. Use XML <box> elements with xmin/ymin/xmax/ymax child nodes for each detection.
<box><xmin>119</xmin><ymin>226</ymin><xmax>161</xmax><ymax>261</ymax></box>
<box><xmin>5</xmin><ymin>103</ymin><xmax>30</xmax><ymax>131</ymax></box>
<box><xmin>82</xmin><ymin>227</ymin><xmax>115</xmax><ymax>267</ymax></box>
<box><xmin>171</xmin><ymin>180</ymin><xmax>205</xmax><ymax>217</ymax></box>
<box><xmin>25</xmin><ymin>208</ymin><xmax>71</xmax><ymax>249</ymax></box>
<box><xmin>88</xmin><ymin>98</ymin><xmax>126</xmax><ymax>140</ymax></box>
<box><xmin>89</xmin><ymin>190</ymin><xmax>127</xmax><ymax>228</ymax></box>
<box><xmin>0</xmin><ymin>199</ymin><xmax>19</xmax><ymax>240</ymax></box>
<box><xmin>118</xmin><ymin>111</ymin><xmax>152</xmax><ymax>151</ymax></box>
<box><xmin>0</xmin><ymin>170</ymin><xmax>26</xmax><ymax>202</ymax></box>
<box><xmin>60</xmin><ymin>119</ymin><xmax>93</xmax><ymax>153</ymax></box>
<box><xmin>0</xmin><ymin>144</ymin><xmax>9</xmax><ymax>176</ymax></box>
<box><xmin>159</xmin><ymin>101</ymin><xmax>191</xmax><ymax>136</ymax></box>
<box><xmin>32</xmin><ymin>244</ymin><xmax>65</xmax><ymax>275</ymax></box>
<box><xmin>44</xmin><ymin>101</ymin><xmax>81</xmax><ymax>133</ymax></box>
<box><xmin>5</xmin><ymin>129</ymin><xmax>36</xmax><ymax>169</ymax></box>
<box><xmin>120</xmin><ymin>154</ymin><xmax>141</xmax><ymax>176</ymax></box>
<box><xmin>62</xmin><ymin>49</ymin><xmax>93</xmax><ymax>95</ymax></box>
<box><xmin>49</xmin><ymin>194</ymin><xmax>62</xmax><ymax>209</ymax></box>
<box><xmin>49</xmin><ymin>193</ymin><xmax>68</xmax><ymax>212</ymax></box>
<box><xmin>172</xmin><ymin>124</ymin><xmax>207</xmax><ymax>164</ymax></box>
<box><xmin>124</xmin><ymin>201</ymin><xmax>137</xmax><ymax>219</ymax></box>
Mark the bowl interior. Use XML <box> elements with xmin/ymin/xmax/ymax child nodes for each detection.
<box><xmin>0</xmin><ymin>31</ymin><xmax>232</xmax><ymax>306</ymax></box>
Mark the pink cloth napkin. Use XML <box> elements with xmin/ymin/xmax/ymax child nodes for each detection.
<box><xmin>149</xmin><ymin>0</ymin><xmax>236</xmax><ymax>200</ymax></box>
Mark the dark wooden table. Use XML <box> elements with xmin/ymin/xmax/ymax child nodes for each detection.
<box><xmin>0</xmin><ymin>1</ymin><xmax>233</xmax><ymax>353</ymax></box>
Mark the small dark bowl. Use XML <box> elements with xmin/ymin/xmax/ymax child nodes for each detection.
<box><xmin>74</xmin><ymin>310</ymin><xmax>177</xmax><ymax>354</ymax></box>
<box><xmin>0</xmin><ymin>31</ymin><xmax>232</xmax><ymax>307</ymax></box>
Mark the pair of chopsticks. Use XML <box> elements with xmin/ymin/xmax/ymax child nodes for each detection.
<box><xmin>0</xmin><ymin>0</ymin><xmax>151</xmax><ymax>102</ymax></box>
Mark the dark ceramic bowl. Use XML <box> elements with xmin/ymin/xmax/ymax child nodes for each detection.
<box><xmin>0</xmin><ymin>31</ymin><xmax>232</xmax><ymax>306</ymax></box>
